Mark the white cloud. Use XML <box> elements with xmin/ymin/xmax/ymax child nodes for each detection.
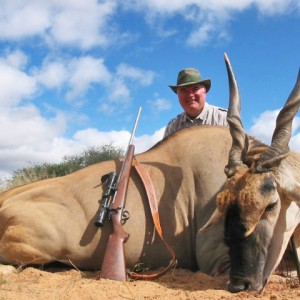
<box><xmin>5</xmin><ymin>49</ymin><xmax>28</xmax><ymax>69</ymax></box>
<box><xmin>34</xmin><ymin>61</ymin><xmax>68</xmax><ymax>89</ymax></box>
<box><xmin>248</xmin><ymin>109</ymin><xmax>300</xmax><ymax>151</ymax></box>
<box><xmin>32</xmin><ymin>55</ymin><xmax>113</xmax><ymax>100</ymax></box>
<box><xmin>71</xmin><ymin>126</ymin><xmax>164</xmax><ymax>154</ymax></box>
<box><xmin>0</xmin><ymin>104</ymin><xmax>68</xmax><ymax>177</ymax></box>
<box><xmin>135</xmin><ymin>127</ymin><xmax>165</xmax><ymax>152</ymax></box>
<box><xmin>252</xmin><ymin>0</ymin><xmax>296</xmax><ymax>15</ymax></box>
<box><xmin>73</xmin><ymin>128</ymin><xmax>131</xmax><ymax>149</ymax></box>
<box><xmin>0</xmin><ymin>52</ymin><xmax>37</xmax><ymax>107</ymax></box>
<box><xmin>116</xmin><ymin>63</ymin><xmax>155</xmax><ymax>86</ymax></box>
<box><xmin>248</xmin><ymin>110</ymin><xmax>279</xmax><ymax>144</ymax></box>
<box><xmin>35</xmin><ymin>56</ymin><xmax>153</xmax><ymax>108</ymax></box>
<box><xmin>49</xmin><ymin>0</ymin><xmax>117</xmax><ymax>49</ymax></box>
<box><xmin>106</xmin><ymin>78</ymin><xmax>131</xmax><ymax>102</ymax></box>
<box><xmin>97</xmin><ymin>63</ymin><xmax>157</xmax><ymax>110</ymax></box>
<box><xmin>123</xmin><ymin>0</ymin><xmax>299</xmax><ymax>46</ymax></box>
<box><xmin>0</xmin><ymin>105</ymin><xmax>65</xmax><ymax>147</ymax></box>
<box><xmin>0</xmin><ymin>0</ymin><xmax>50</xmax><ymax>39</ymax></box>
<box><xmin>0</xmin><ymin>125</ymin><xmax>164</xmax><ymax>178</ymax></box>
<box><xmin>187</xmin><ymin>22</ymin><xmax>215</xmax><ymax>47</ymax></box>
<box><xmin>0</xmin><ymin>0</ymin><xmax>117</xmax><ymax>49</ymax></box>
<box><xmin>125</xmin><ymin>0</ymin><xmax>297</xmax><ymax>14</ymax></box>
<box><xmin>67</xmin><ymin>56</ymin><xmax>111</xmax><ymax>99</ymax></box>
<box><xmin>0</xmin><ymin>51</ymin><xmax>113</xmax><ymax>107</ymax></box>
<box><xmin>0</xmin><ymin>119</ymin><xmax>164</xmax><ymax>179</ymax></box>
<box><xmin>0</xmin><ymin>49</ymin><xmax>156</xmax><ymax>117</ymax></box>
<box><xmin>149</xmin><ymin>97</ymin><xmax>172</xmax><ymax>112</ymax></box>
<box><xmin>290</xmin><ymin>132</ymin><xmax>300</xmax><ymax>152</ymax></box>
<box><xmin>0</xmin><ymin>0</ymin><xmax>297</xmax><ymax>51</ymax></box>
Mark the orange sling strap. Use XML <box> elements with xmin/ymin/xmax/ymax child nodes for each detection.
<box><xmin>128</xmin><ymin>160</ymin><xmax>177</xmax><ymax>280</ymax></box>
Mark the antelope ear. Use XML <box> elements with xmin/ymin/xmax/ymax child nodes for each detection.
<box><xmin>200</xmin><ymin>208</ymin><xmax>223</xmax><ymax>231</ymax></box>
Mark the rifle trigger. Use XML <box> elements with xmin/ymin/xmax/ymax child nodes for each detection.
<box><xmin>122</xmin><ymin>209</ymin><xmax>130</xmax><ymax>224</ymax></box>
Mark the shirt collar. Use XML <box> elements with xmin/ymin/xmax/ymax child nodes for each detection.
<box><xmin>184</xmin><ymin>102</ymin><xmax>209</xmax><ymax>122</ymax></box>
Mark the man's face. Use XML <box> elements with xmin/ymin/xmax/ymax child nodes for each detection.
<box><xmin>177</xmin><ymin>83</ymin><xmax>206</xmax><ymax>118</ymax></box>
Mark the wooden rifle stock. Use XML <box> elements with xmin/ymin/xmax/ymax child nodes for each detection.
<box><xmin>100</xmin><ymin>145</ymin><xmax>134</xmax><ymax>281</ymax></box>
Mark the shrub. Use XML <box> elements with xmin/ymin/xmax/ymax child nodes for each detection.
<box><xmin>3</xmin><ymin>144</ymin><xmax>124</xmax><ymax>190</ymax></box>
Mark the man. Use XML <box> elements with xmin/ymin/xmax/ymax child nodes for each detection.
<box><xmin>163</xmin><ymin>68</ymin><xmax>228</xmax><ymax>138</ymax></box>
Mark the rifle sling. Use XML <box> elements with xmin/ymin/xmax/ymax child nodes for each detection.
<box><xmin>129</xmin><ymin>160</ymin><xmax>177</xmax><ymax>280</ymax></box>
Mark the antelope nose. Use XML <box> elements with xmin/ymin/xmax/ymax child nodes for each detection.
<box><xmin>227</xmin><ymin>280</ymin><xmax>250</xmax><ymax>293</ymax></box>
<box><xmin>227</xmin><ymin>280</ymin><xmax>263</xmax><ymax>294</ymax></box>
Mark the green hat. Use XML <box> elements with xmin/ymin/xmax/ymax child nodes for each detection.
<box><xmin>169</xmin><ymin>68</ymin><xmax>211</xmax><ymax>94</ymax></box>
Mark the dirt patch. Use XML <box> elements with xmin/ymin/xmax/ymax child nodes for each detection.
<box><xmin>0</xmin><ymin>267</ymin><xmax>299</xmax><ymax>300</ymax></box>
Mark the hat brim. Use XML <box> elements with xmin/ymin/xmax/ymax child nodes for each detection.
<box><xmin>169</xmin><ymin>79</ymin><xmax>211</xmax><ymax>94</ymax></box>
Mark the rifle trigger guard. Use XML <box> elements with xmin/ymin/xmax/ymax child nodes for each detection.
<box><xmin>122</xmin><ymin>209</ymin><xmax>130</xmax><ymax>224</ymax></box>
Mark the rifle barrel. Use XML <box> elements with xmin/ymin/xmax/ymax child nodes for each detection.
<box><xmin>117</xmin><ymin>107</ymin><xmax>142</xmax><ymax>185</ymax></box>
<box><xmin>128</xmin><ymin>106</ymin><xmax>142</xmax><ymax>146</ymax></box>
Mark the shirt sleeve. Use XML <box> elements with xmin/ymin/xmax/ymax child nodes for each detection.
<box><xmin>163</xmin><ymin>113</ymin><xmax>183</xmax><ymax>138</ymax></box>
<box><xmin>163</xmin><ymin>125</ymin><xmax>171</xmax><ymax>138</ymax></box>
<box><xmin>163</xmin><ymin>121</ymin><xmax>175</xmax><ymax>138</ymax></box>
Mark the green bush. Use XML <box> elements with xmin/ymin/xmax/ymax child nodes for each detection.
<box><xmin>3</xmin><ymin>144</ymin><xmax>124</xmax><ymax>190</ymax></box>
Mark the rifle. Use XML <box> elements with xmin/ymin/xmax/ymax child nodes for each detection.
<box><xmin>98</xmin><ymin>107</ymin><xmax>142</xmax><ymax>281</ymax></box>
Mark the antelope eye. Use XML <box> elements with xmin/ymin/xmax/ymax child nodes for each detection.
<box><xmin>265</xmin><ymin>200</ymin><xmax>278</xmax><ymax>211</ymax></box>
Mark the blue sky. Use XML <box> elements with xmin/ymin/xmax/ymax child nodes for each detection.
<box><xmin>0</xmin><ymin>0</ymin><xmax>300</xmax><ymax>179</ymax></box>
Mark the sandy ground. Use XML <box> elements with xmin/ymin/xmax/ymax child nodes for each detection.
<box><xmin>0</xmin><ymin>266</ymin><xmax>299</xmax><ymax>300</ymax></box>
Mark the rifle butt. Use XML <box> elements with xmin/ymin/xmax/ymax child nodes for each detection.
<box><xmin>100</xmin><ymin>230</ymin><xmax>129</xmax><ymax>281</ymax></box>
